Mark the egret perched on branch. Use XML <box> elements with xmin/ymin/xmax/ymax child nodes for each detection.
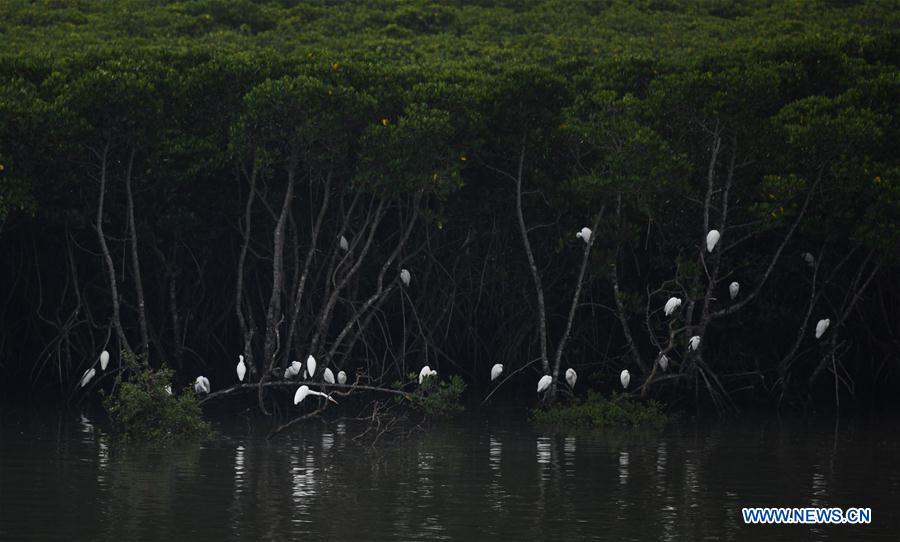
<box><xmin>194</xmin><ymin>376</ymin><xmax>210</xmax><ymax>394</ymax></box>
<box><xmin>294</xmin><ymin>385</ymin><xmax>338</xmax><ymax>405</ymax></box>
<box><xmin>689</xmin><ymin>336</ymin><xmax>701</xmax><ymax>351</ymax></box>
<box><xmin>815</xmin><ymin>318</ymin><xmax>830</xmax><ymax>339</ymax></box>
<box><xmin>236</xmin><ymin>355</ymin><xmax>246</xmax><ymax>382</ymax></box>
<box><xmin>419</xmin><ymin>365</ymin><xmax>432</xmax><ymax>384</ymax></box>
<box><xmin>339</xmin><ymin>235</ymin><xmax>349</xmax><ymax>251</ymax></box>
<box><xmin>400</xmin><ymin>269</ymin><xmax>411</xmax><ymax>287</ymax></box>
<box><xmin>337</xmin><ymin>370</ymin><xmax>347</xmax><ymax>385</ymax></box>
<box><xmin>290</xmin><ymin>360</ymin><xmax>302</xmax><ymax>377</ymax></box>
<box><xmin>575</xmin><ymin>227</ymin><xmax>592</xmax><ymax>245</ymax></box>
<box><xmin>306</xmin><ymin>355</ymin><xmax>317</xmax><ymax>379</ymax></box>
<box><xmin>165</xmin><ymin>385</ymin><xmax>172</xmax><ymax>396</ymax></box>
<box><xmin>729</xmin><ymin>282</ymin><xmax>740</xmax><ymax>300</ymax></box>
<box><xmin>565</xmin><ymin>368</ymin><xmax>577</xmax><ymax>389</ymax></box>
<box><xmin>620</xmin><ymin>369</ymin><xmax>630</xmax><ymax>389</ymax></box>
<box><xmin>490</xmin><ymin>363</ymin><xmax>503</xmax><ymax>382</ymax></box>
<box><xmin>80</xmin><ymin>368</ymin><xmax>96</xmax><ymax>388</ymax></box>
<box><xmin>537</xmin><ymin>375</ymin><xmax>552</xmax><ymax>393</ymax></box>
<box><xmin>706</xmin><ymin>229</ymin><xmax>721</xmax><ymax>252</ymax></box>
<box><xmin>802</xmin><ymin>252</ymin><xmax>815</xmax><ymax>268</ymax></box>
<box><xmin>664</xmin><ymin>297</ymin><xmax>682</xmax><ymax>317</ymax></box>
<box><xmin>323</xmin><ymin>367</ymin><xmax>335</xmax><ymax>384</ymax></box>
<box><xmin>99</xmin><ymin>350</ymin><xmax>110</xmax><ymax>371</ymax></box>
<box><xmin>658</xmin><ymin>353</ymin><xmax>669</xmax><ymax>372</ymax></box>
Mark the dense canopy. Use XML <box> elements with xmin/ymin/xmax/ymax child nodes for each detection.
<box><xmin>1</xmin><ymin>0</ymin><xmax>898</xmax><ymax>411</ymax></box>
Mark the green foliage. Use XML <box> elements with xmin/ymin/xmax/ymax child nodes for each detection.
<box><xmin>532</xmin><ymin>391</ymin><xmax>667</xmax><ymax>430</ymax></box>
<box><xmin>102</xmin><ymin>353</ymin><xmax>210</xmax><ymax>440</ymax></box>
<box><xmin>396</xmin><ymin>373</ymin><xmax>466</xmax><ymax>419</ymax></box>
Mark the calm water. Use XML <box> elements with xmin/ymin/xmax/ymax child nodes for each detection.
<box><xmin>0</xmin><ymin>409</ymin><xmax>898</xmax><ymax>541</ymax></box>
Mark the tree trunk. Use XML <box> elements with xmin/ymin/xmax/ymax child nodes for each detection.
<box><xmin>124</xmin><ymin>148</ymin><xmax>150</xmax><ymax>364</ymax></box>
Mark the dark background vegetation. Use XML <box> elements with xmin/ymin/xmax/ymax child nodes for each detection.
<box><xmin>1</xmin><ymin>0</ymin><xmax>897</xmax><ymax>413</ymax></box>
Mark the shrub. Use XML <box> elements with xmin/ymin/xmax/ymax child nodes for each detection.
<box><xmin>532</xmin><ymin>391</ymin><xmax>666</xmax><ymax>430</ymax></box>
<box><xmin>102</xmin><ymin>353</ymin><xmax>210</xmax><ymax>440</ymax></box>
<box><xmin>395</xmin><ymin>372</ymin><xmax>466</xmax><ymax>419</ymax></box>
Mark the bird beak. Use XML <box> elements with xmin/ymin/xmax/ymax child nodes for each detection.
<box><xmin>327</xmin><ymin>396</ymin><xmax>339</xmax><ymax>404</ymax></box>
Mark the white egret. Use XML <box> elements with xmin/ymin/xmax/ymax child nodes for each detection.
<box><xmin>729</xmin><ymin>281</ymin><xmax>740</xmax><ymax>300</ymax></box>
<box><xmin>490</xmin><ymin>363</ymin><xmax>504</xmax><ymax>382</ymax></box>
<box><xmin>99</xmin><ymin>350</ymin><xmax>110</xmax><ymax>371</ymax></box>
<box><xmin>323</xmin><ymin>367</ymin><xmax>335</xmax><ymax>384</ymax></box>
<box><xmin>236</xmin><ymin>355</ymin><xmax>246</xmax><ymax>382</ymax></box>
<box><xmin>620</xmin><ymin>369</ymin><xmax>631</xmax><ymax>389</ymax></box>
<box><xmin>575</xmin><ymin>227</ymin><xmax>592</xmax><ymax>245</ymax></box>
<box><xmin>165</xmin><ymin>385</ymin><xmax>172</xmax><ymax>396</ymax></box>
<box><xmin>306</xmin><ymin>355</ymin><xmax>317</xmax><ymax>379</ymax></box>
<box><xmin>80</xmin><ymin>368</ymin><xmax>96</xmax><ymax>388</ymax></box>
<box><xmin>689</xmin><ymin>336</ymin><xmax>701</xmax><ymax>351</ymax></box>
<box><xmin>658</xmin><ymin>353</ymin><xmax>669</xmax><ymax>372</ymax></box>
<box><xmin>339</xmin><ymin>235</ymin><xmax>349</xmax><ymax>251</ymax></box>
<box><xmin>400</xmin><ymin>269</ymin><xmax>411</xmax><ymax>287</ymax></box>
<box><xmin>706</xmin><ymin>229</ymin><xmax>721</xmax><ymax>252</ymax></box>
<box><xmin>815</xmin><ymin>318</ymin><xmax>830</xmax><ymax>339</ymax></box>
<box><xmin>337</xmin><ymin>370</ymin><xmax>347</xmax><ymax>385</ymax></box>
<box><xmin>802</xmin><ymin>252</ymin><xmax>815</xmax><ymax>267</ymax></box>
<box><xmin>289</xmin><ymin>360</ymin><xmax>302</xmax><ymax>377</ymax></box>
<box><xmin>537</xmin><ymin>375</ymin><xmax>552</xmax><ymax>393</ymax></box>
<box><xmin>418</xmin><ymin>365</ymin><xmax>432</xmax><ymax>384</ymax></box>
<box><xmin>294</xmin><ymin>385</ymin><xmax>338</xmax><ymax>405</ymax></box>
<box><xmin>194</xmin><ymin>376</ymin><xmax>210</xmax><ymax>394</ymax></box>
<box><xmin>284</xmin><ymin>367</ymin><xmax>292</xmax><ymax>379</ymax></box>
<box><xmin>565</xmin><ymin>368</ymin><xmax>577</xmax><ymax>388</ymax></box>
<box><xmin>664</xmin><ymin>296</ymin><xmax>682</xmax><ymax>317</ymax></box>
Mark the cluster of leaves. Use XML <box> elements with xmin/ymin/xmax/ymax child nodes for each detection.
<box><xmin>532</xmin><ymin>391</ymin><xmax>667</xmax><ymax>430</ymax></box>
<box><xmin>102</xmin><ymin>353</ymin><xmax>210</xmax><ymax>440</ymax></box>
<box><xmin>395</xmin><ymin>373</ymin><xmax>466</xmax><ymax>419</ymax></box>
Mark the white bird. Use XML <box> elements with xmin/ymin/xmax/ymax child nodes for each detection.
<box><xmin>658</xmin><ymin>353</ymin><xmax>669</xmax><ymax>371</ymax></box>
<box><xmin>289</xmin><ymin>360</ymin><xmax>302</xmax><ymax>377</ymax></box>
<box><xmin>565</xmin><ymin>368</ymin><xmax>577</xmax><ymax>388</ymax></box>
<box><xmin>194</xmin><ymin>376</ymin><xmax>210</xmax><ymax>394</ymax></box>
<box><xmin>815</xmin><ymin>318</ymin><xmax>830</xmax><ymax>339</ymax></box>
<box><xmin>99</xmin><ymin>350</ymin><xmax>110</xmax><ymax>371</ymax></box>
<box><xmin>294</xmin><ymin>385</ymin><xmax>338</xmax><ymax>405</ymax></box>
<box><xmin>165</xmin><ymin>385</ymin><xmax>172</xmax><ymax>396</ymax></box>
<box><xmin>80</xmin><ymin>368</ymin><xmax>96</xmax><ymax>388</ymax></box>
<box><xmin>664</xmin><ymin>297</ymin><xmax>682</xmax><ymax>317</ymax></box>
<box><xmin>802</xmin><ymin>252</ymin><xmax>815</xmax><ymax>267</ymax></box>
<box><xmin>575</xmin><ymin>227</ymin><xmax>592</xmax><ymax>245</ymax></box>
<box><xmin>419</xmin><ymin>365</ymin><xmax>432</xmax><ymax>384</ymax></box>
<box><xmin>706</xmin><ymin>229</ymin><xmax>721</xmax><ymax>252</ymax></box>
<box><xmin>323</xmin><ymin>367</ymin><xmax>335</xmax><ymax>384</ymax></box>
<box><xmin>339</xmin><ymin>235</ymin><xmax>349</xmax><ymax>251</ymax></box>
<box><xmin>620</xmin><ymin>369</ymin><xmax>630</xmax><ymax>389</ymax></box>
<box><xmin>306</xmin><ymin>355</ymin><xmax>317</xmax><ymax>379</ymax></box>
<box><xmin>490</xmin><ymin>363</ymin><xmax>504</xmax><ymax>382</ymax></box>
<box><xmin>729</xmin><ymin>281</ymin><xmax>740</xmax><ymax>300</ymax></box>
<box><xmin>400</xmin><ymin>269</ymin><xmax>411</xmax><ymax>287</ymax></box>
<box><xmin>284</xmin><ymin>367</ymin><xmax>293</xmax><ymax>379</ymax></box>
<box><xmin>689</xmin><ymin>336</ymin><xmax>701</xmax><ymax>351</ymax></box>
<box><xmin>236</xmin><ymin>355</ymin><xmax>246</xmax><ymax>382</ymax></box>
<box><xmin>537</xmin><ymin>375</ymin><xmax>552</xmax><ymax>393</ymax></box>
<box><xmin>337</xmin><ymin>370</ymin><xmax>347</xmax><ymax>385</ymax></box>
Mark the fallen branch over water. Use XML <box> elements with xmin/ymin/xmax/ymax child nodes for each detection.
<box><xmin>198</xmin><ymin>379</ymin><xmax>410</xmax><ymax>405</ymax></box>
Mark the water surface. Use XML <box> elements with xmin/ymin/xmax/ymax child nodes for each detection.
<box><xmin>0</xmin><ymin>410</ymin><xmax>897</xmax><ymax>541</ymax></box>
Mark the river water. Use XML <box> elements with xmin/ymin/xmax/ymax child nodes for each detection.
<box><xmin>0</xmin><ymin>409</ymin><xmax>897</xmax><ymax>541</ymax></box>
